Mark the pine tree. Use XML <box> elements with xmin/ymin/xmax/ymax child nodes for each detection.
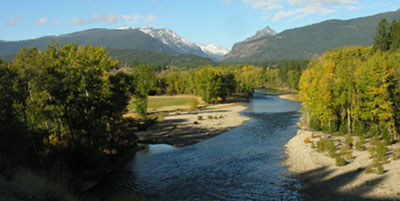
<box><xmin>390</xmin><ymin>20</ymin><xmax>400</xmax><ymax>50</ymax></box>
<box><xmin>373</xmin><ymin>19</ymin><xmax>390</xmax><ymax>52</ymax></box>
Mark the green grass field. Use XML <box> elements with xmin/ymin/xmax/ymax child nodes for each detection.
<box><xmin>128</xmin><ymin>96</ymin><xmax>196</xmax><ymax>110</ymax></box>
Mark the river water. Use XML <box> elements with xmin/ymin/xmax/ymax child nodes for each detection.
<box><xmin>111</xmin><ymin>93</ymin><xmax>304</xmax><ymax>200</ymax></box>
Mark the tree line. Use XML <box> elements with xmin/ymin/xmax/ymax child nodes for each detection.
<box><xmin>0</xmin><ymin>41</ymin><xmax>308</xmax><ymax>179</ymax></box>
<box><xmin>299</xmin><ymin>19</ymin><xmax>400</xmax><ymax>143</ymax></box>
<box><xmin>0</xmin><ymin>43</ymin><xmax>141</xmax><ymax>174</ymax></box>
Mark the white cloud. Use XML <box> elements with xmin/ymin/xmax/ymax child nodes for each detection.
<box><xmin>243</xmin><ymin>0</ymin><xmax>358</xmax><ymax>21</ymax></box>
<box><xmin>70</xmin><ymin>13</ymin><xmax>157</xmax><ymax>26</ymax></box>
<box><xmin>70</xmin><ymin>18</ymin><xmax>87</xmax><ymax>24</ymax></box>
<box><xmin>243</xmin><ymin>0</ymin><xmax>283</xmax><ymax>10</ymax></box>
<box><xmin>53</xmin><ymin>19</ymin><xmax>62</xmax><ymax>25</ymax></box>
<box><xmin>345</xmin><ymin>5</ymin><xmax>362</xmax><ymax>10</ymax></box>
<box><xmin>7</xmin><ymin>16</ymin><xmax>22</xmax><ymax>26</ymax></box>
<box><xmin>222</xmin><ymin>0</ymin><xmax>233</xmax><ymax>4</ymax></box>
<box><xmin>35</xmin><ymin>17</ymin><xmax>48</xmax><ymax>25</ymax></box>
<box><xmin>91</xmin><ymin>13</ymin><xmax>120</xmax><ymax>24</ymax></box>
<box><xmin>124</xmin><ymin>14</ymin><xmax>157</xmax><ymax>24</ymax></box>
<box><xmin>144</xmin><ymin>14</ymin><xmax>157</xmax><ymax>22</ymax></box>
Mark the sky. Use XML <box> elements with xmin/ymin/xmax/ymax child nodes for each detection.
<box><xmin>1</xmin><ymin>0</ymin><xmax>399</xmax><ymax>49</ymax></box>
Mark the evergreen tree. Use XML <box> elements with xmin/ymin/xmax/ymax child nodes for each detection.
<box><xmin>373</xmin><ymin>19</ymin><xmax>390</xmax><ymax>52</ymax></box>
<box><xmin>390</xmin><ymin>20</ymin><xmax>400</xmax><ymax>50</ymax></box>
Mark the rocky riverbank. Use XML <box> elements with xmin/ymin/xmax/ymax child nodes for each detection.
<box><xmin>284</xmin><ymin>127</ymin><xmax>400</xmax><ymax>201</ymax></box>
<box><xmin>136</xmin><ymin>103</ymin><xmax>251</xmax><ymax>147</ymax></box>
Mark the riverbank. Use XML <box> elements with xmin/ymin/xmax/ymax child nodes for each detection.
<box><xmin>136</xmin><ymin>103</ymin><xmax>251</xmax><ymax>147</ymax></box>
<box><xmin>279</xmin><ymin>94</ymin><xmax>298</xmax><ymax>101</ymax></box>
<box><xmin>284</xmin><ymin>127</ymin><xmax>400</xmax><ymax>200</ymax></box>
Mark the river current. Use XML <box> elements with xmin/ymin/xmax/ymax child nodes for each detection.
<box><xmin>109</xmin><ymin>93</ymin><xmax>304</xmax><ymax>200</ymax></box>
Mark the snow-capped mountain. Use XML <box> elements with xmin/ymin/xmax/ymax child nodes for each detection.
<box><xmin>197</xmin><ymin>44</ymin><xmax>229</xmax><ymax>61</ymax></box>
<box><xmin>139</xmin><ymin>27</ymin><xmax>228</xmax><ymax>61</ymax></box>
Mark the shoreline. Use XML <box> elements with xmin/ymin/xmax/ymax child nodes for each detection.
<box><xmin>284</xmin><ymin>127</ymin><xmax>400</xmax><ymax>200</ymax></box>
<box><xmin>136</xmin><ymin>102</ymin><xmax>251</xmax><ymax>147</ymax></box>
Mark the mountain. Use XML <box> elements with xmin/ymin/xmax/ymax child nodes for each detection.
<box><xmin>243</xmin><ymin>26</ymin><xmax>277</xmax><ymax>43</ymax></box>
<box><xmin>223</xmin><ymin>9</ymin><xmax>400</xmax><ymax>63</ymax></box>
<box><xmin>197</xmin><ymin>44</ymin><xmax>229</xmax><ymax>61</ymax></box>
<box><xmin>0</xmin><ymin>27</ymin><xmax>228</xmax><ymax>61</ymax></box>
<box><xmin>107</xmin><ymin>49</ymin><xmax>216</xmax><ymax>69</ymax></box>
<box><xmin>0</xmin><ymin>28</ymin><xmax>178</xmax><ymax>57</ymax></box>
<box><xmin>139</xmin><ymin>27</ymin><xmax>228</xmax><ymax>60</ymax></box>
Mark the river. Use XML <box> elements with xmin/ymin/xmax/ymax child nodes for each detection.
<box><xmin>109</xmin><ymin>92</ymin><xmax>304</xmax><ymax>200</ymax></box>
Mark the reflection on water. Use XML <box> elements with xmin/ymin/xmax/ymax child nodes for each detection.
<box><xmin>110</xmin><ymin>93</ymin><xmax>304</xmax><ymax>200</ymax></box>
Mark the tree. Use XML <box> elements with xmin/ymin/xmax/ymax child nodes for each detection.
<box><xmin>373</xmin><ymin>19</ymin><xmax>390</xmax><ymax>52</ymax></box>
<box><xmin>389</xmin><ymin>19</ymin><xmax>400</xmax><ymax>50</ymax></box>
<box><xmin>132</xmin><ymin>65</ymin><xmax>156</xmax><ymax>117</ymax></box>
<box><xmin>38</xmin><ymin>42</ymin><xmax>121</xmax><ymax>150</ymax></box>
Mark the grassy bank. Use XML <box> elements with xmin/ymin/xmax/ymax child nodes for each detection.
<box><xmin>128</xmin><ymin>95</ymin><xmax>201</xmax><ymax>111</ymax></box>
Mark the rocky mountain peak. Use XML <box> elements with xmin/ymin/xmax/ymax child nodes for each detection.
<box><xmin>244</xmin><ymin>26</ymin><xmax>277</xmax><ymax>42</ymax></box>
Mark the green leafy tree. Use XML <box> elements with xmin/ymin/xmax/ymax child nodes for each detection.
<box><xmin>38</xmin><ymin>42</ymin><xmax>120</xmax><ymax>150</ymax></box>
<box><xmin>132</xmin><ymin>65</ymin><xmax>156</xmax><ymax>117</ymax></box>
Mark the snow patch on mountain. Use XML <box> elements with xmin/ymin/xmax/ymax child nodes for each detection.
<box><xmin>139</xmin><ymin>26</ymin><xmax>228</xmax><ymax>61</ymax></box>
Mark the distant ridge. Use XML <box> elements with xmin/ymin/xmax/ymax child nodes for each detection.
<box><xmin>223</xmin><ymin>9</ymin><xmax>400</xmax><ymax>63</ymax></box>
<box><xmin>0</xmin><ymin>27</ymin><xmax>228</xmax><ymax>61</ymax></box>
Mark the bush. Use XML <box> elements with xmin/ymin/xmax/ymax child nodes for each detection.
<box><xmin>344</xmin><ymin>136</ymin><xmax>353</xmax><ymax>148</ymax></box>
<box><xmin>339</xmin><ymin>123</ymin><xmax>348</xmax><ymax>134</ymax></box>
<box><xmin>190</xmin><ymin>98</ymin><xmax>199</xmax><ymax>110</ymax></box>
<box><xmin>208</xmin><ymin>115</ymin><xmax>213</xmax><ymax>119</ymax></box>
<box><xmin>311</xmin><ymin>132</ymin><xmax>317</xmax><ymax>139</ymax></box>
<box><xmin>310</xmin><ymin>118</ymin><xmax>321</xmax><ymax>130</ymax></box>
<box><xmin>392</xmin><ymin>148</ymin><xmax>400</xmax><ymax>160</ymax></box>
<box><xmin>365</xmin><ymin>165</ymin><xmax>374</xmax><ymax>174</ymax></box>
<box><xmin>311</xmin><ymin>142</ymin><xmax>316</xmax><ymax>149</ymax></box>
<box><xmin>304</xmin><ymin>137</ymin><xmax>311</xmax><ymax>143</ymax></box>
<box><xmin>335</xmin><ymin>155</ymin><xmax>346</xmax><ymax>166</ymax></box>
<box><xmin>377</xmin><ymin>163</ymin><xmax>384</xmax><ymax>175</ymax></box>
<box><xmin>197</xmin><ymin>116</ymin><xmax>203</xmax><ymax>120</ymax></box>
<box><xmin>355</xmin><ymin>137</ymin><xmax>366</xmax><ymax>151</ymax></box>
<box><xmin>316</xmin><ymin>138</ymin><xmax>336</xmax><ymax>158</ymax></box>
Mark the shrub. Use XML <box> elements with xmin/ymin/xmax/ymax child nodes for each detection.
<box><xmin>214</xmin><ymin>116</ymin><xmax>218</xmax><ymax>119</ymax></box>
<box><xmin>365</xmin><ymin>165</ymin><xmax>374</xmax><ymax>174</ymax></box>
<box><xmin>311</xmin><ymin>142</ymin><xmax>316</xmax><ymax>149</ymax></box>
<box><xmin>339</xmin><ymin>123</ymin><xmax>348</xmax><ymax>134</ymax></box>
<box><xmin>335</xmin><ymin>155</ymin><xmax>346</xmax><ymax>166</ymax></box>
<box><xmin>344</xmin><ymin>136</ymin><xmax>353</xmax><ymax>148</ymax></box>
<box><xmin>304</xmin><ymin>137</ymin><xmax>311</xmax><ymax>144</ymax></box>
<box><xmin>310</xmin><ymin>118</ymin><xmax>321</xmax><ymax>130</ymax></box>
<box><xmin>355</xmin><ymin>139</ymin><xmax>366</xmax><ymax>151</ymax></box>
<box><xmin>219</xmin><ymin>115</ymin><xmax>224</xmax><ymax>119</ymax></box>
<box><xmin>316</xmin><ymin>138</ymin><xmax>337</xmax><ymax>158</ymax></box>
<box><xmin>392</xmin><ymin>148</ymin><xmax>400</xmax><ymax>160</ymax></box>
<box><xmin>197</xmin><ymin>116</ymin><xmax>203</xmax><ymax>120</ymax></box>
<box><xmin>190</xmin><ymin>98</ymin><xmax>199</xmax><ymax>110</ymax></box>
<box><xmin>311</xmin><ymin>132</ymin><xmax>317</xmax><ymax>139</ymax></box>
<box><xmin>377</xmin><ymin>163</ymin><xmax>384</xmax><ymax>175</ymax></box>
<box><xmin>208</xmin><ymin>115</ymin><xmax>213</xmax><ymax>119</ymax></box>
<box><xmin>345</xmin><ymin>151</ymin><xmax>353</xmax><ymax>160</ymax></box>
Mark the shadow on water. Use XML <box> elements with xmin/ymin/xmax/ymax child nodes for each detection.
<box><xmin>294</xmin><ymin>166</ymin><xmax>398</xmax><ymax>201</ymax></box>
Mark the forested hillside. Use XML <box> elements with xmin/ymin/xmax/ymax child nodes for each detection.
<box><xmin>107</xmin><ymin>49</ymin><xmax>216</xmax><ymax>70</ymax></box>
<box><xmin>223</xmin><ymin>9</ymin><xmax>400</xmax><ymax>63</ymax></box>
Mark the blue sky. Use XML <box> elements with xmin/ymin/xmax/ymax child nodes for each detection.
<box><xmin>1</xmin><ymin>0</ymin><xmax>399</xmax><ymax>49</ymax></box>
